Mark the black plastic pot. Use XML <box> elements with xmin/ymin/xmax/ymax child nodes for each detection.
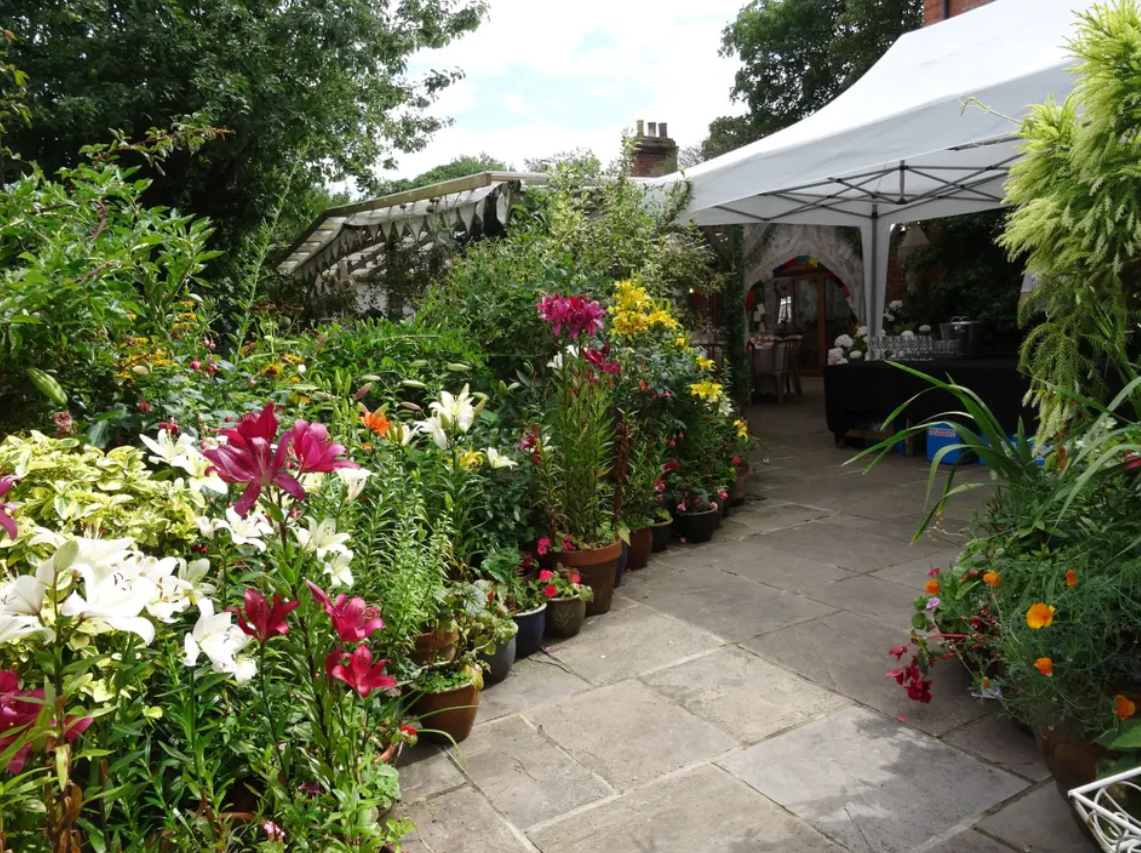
<box><xmin>614</xmin><ymin>539</ymin><xmax>629</xmax><ymax>588</ymax></box>
<box><xmin>650</xmin><ymin>519</ymin><xmax>672</xmax><ymax>553</ymax></box>
<box><xmin>512</xmin><ymin>604</ymin><xmax>547</xmax><ymax>657</ymax></box>
<box><xmin>674</xmin><ymin>509</ymin><xmax>718</xmax><ymax>544</ymax></box>
<box><xmin>478</xmin><ymin>635</ymin><xmax>517</xmax><ymax>686</ymax></box>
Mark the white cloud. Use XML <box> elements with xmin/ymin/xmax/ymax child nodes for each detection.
<box><xmin>376</xmin><ymin>0</ymin><xmax>746</xmax><ymax>182</ymax></box>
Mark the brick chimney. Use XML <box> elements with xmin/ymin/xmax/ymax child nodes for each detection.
<box><xmin>923</xmin><ymin>0</ymin><xmax>999</xmax><ymax>26</ymax></box>
<box><xmin>630</xmin><ymin>119</ymin><xmax>678</xmax><ymax>178</ymax></box>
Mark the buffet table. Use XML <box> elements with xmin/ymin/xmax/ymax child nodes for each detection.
<box><xmin>823</xmin><ymin>359</ymin><xmax>1035</xmax><ymax>446</ymax></box>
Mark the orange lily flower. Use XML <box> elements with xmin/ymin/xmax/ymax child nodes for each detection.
<box><xmin>1116</xmin><ymin>695</ymin><xmax>1137</xmax><ymax>721</ymax></box>
<box><xmin>361</xmin><ymin>408</ymin><xmax>391</xmax><ymax>437</ymax></box>
<box><xmin>1034</xmin><ymin>657</ymin><xmax>1054</xmax><ymax>676</ymax></box>
<box><xmin>983</xmin><ymin>571</ymin><xmax>1000</xmax><ymax>588</ymax></box>
<box><xmin>1026</xmin><ymin>603</ymin><xmax>1056</xmax><ymax>630</ymax></box>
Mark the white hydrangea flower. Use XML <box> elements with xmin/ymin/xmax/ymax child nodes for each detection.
<box><xmin>901</xmin><ymin>330</ymin><xmax>916</xmax><ymax>339</ymax></box>
<box><xmin>827</xmin><ymin>347</ymin><xmax>847</xmax><ymax>366</ymax></box>
<box><xmin>855</xmin><ymin>326</ymin><xmax>869</xmax><ymax>338</ymax></box>
<box><xmin>834</xmin><ymin>334</ymin><xmax>854</xmax><ymax>349</ymax></box>
<box><xmin>919</xmin><ymin>324</ymin><xmax>932</xmax><ymax>334</ymax></box>
<box><xmin>889</xmin><ymin>300</ymin><xmax>904</xmax><ymax>311</ymax></box>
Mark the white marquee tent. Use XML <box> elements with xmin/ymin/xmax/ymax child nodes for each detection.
<box><xmin>665</xmin><ymin>0</ymin><xmax>1099</xmax><ymax>334</ymax></box>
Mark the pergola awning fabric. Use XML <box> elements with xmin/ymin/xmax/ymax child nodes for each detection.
<box><xmin>664</xmin><ymin>0</ymin><xmax>1098</xmax><ymax>333</ymax></box>
<box><xmin>278</xmin><ymin>172</ymin><xmax>549</xmax><ymax>285</ymax></box>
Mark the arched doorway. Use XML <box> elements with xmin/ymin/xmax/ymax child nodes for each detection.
<box><xmin>750</xmin><ymin>256</ymin><xmax>856</xmax><ymax>373</ymax></box>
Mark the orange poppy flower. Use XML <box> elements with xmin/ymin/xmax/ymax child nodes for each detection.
<box><xmin>924</xmin><ymin>579</ymin><xmax>941</xmax><ymax>595</ymax></box>
<box><xmin>1026</xmin><ymin>603</ymin><xmax>1056</xmax><ymax>630</ymax></box>
<box><xmin>361</xmin><ymin>408</ymin><xmax>391</xmax><ymax>437</ymax></box>
<box><xmin>1065</xmin><ymin>569</ymin><xmax>1077</xmax><ymax>587</ymax></box>
<box><xmin>983</xmin><ymin>571</ymin><xmax>1000</xmax><ymax>588</ymax></box>
<box><xmin>1116</xmin><ymin>695</ymin><xmax>1137</xmax><ymax>721</ymax></box>
<box><xmin>1034</xmin><ymin>657</ymin><xmax>1054</xmax><ymax>677</ymax></box>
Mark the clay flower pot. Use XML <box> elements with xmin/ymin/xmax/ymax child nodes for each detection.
<box><xmin>413</xmin><ymin>681</ymin><xmax>480</xmax><ymax>745</ymax></box>
<box><xmin>546</xmin><ymin>596</ymin><xmax>587</xmax><ymax>638</ymax></box>
<box><xmin>478</xmin><ymin>635</ymin><xmax>517</xmax><ymax>686</ymax></box>
<box><xmin>674</xmin><ymin>509</ymin><xmax>718</xmax><ymax>544</ymax></box>
<box><xmin>730</xmin><ymin>465</ymin><xmax>749</xmax><ymax>507</ymax></box>
<box><xmin>410</xmin><ymin>627</ymin><xmax>459</xmax><ymax>666</ymax></box>
<box><xmin>650</xmin><ymin>518</ymin><xmax>672</xmax><ymax>553</ymax></box>
<box><xmin>512</xmin><ymin>604</ymin><xmax>547</xmax><ymax>658</ymax></box>
<box><xmin>540</xmin><ymin>540</ymin><xmax>621</xmax><ymax>615</ymax></box>
<box><xmin>627</xmin><ymin>527</ymin><xmax>653</xmax><ymax>570</ymax></box>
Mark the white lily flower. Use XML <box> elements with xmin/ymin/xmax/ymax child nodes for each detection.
<box><xmin>68</xmin><ymin>537</ymin><xmax>136</xmax><ymax>584</ymax></box>
<box><xmin>300</xmin><ymin>472</ymin><xmax>326</xmax><ymax>492</ymax></box>
<box><xmin>222</xmin><ymin>508</ymin><xmax>273</xmax><ymax>551</ymax></box>
<box><xmin>336</xmin><ymin>467</ymin><xmax>371</xmax><ymax>501</ymax></box>
<box><xmin>180</xmin><ymin>559</ymin><xmax>216</xmax><ymax>604</ymax></box>
<box><xmin>416</xmin><ymin>415</ymin><xmax>450</xmax><ymax>450</ymax></box>
<box><xmin>0</xmin><ymin>614</ymin><xmax>47</xmax><ymax>645</ymax></box>
<box><xmin>130</xmin><ymin>556</ymin><xmax>193</xmax><ymax>623</ymax></box>
<box><xmin>140</xmin><ymin>429</ymin><xmax>197</xmax><ymax>467</ymax></box>
<box><xmin>183</xmin><ymin>600</ymin><xmax>255</xmax><ymax>682</ymax></box>
<box><xmin>295</xmin><ymin>518</ymin><xmax>351</xmax><ymax>561</ymax></box>
<box><xmin>485</xmin><ymin>448</ymin><xmax>518</xmax><ymax>470</ymax></box>
<box><xmin>0</xmin><ymin>557</ymin><xmax>56</xmax><ymax>615</ymax></box>
<box><xmin>61</xmin><ymin>569</ymin><xmax>158</xmax><ymax>645</ymax></box>
<box><xmin>196</xmin><ymin>516</ymin><xmax>221</xmax><ymax>540</ymax></box>
<box><xmin>430</xmin><ymin>385</ymin><xmax>476</xmax><ymax>433</ymax></box>
<box><xmin>27</xmin><ymin>526</ymin><xmax>69</xmax><ymax>549</ymax></box>
<box><xmin>323</xmin><ymin>549</ymin><xmax>354</xmax><ymax>588</ymax></box>
<box><xmin>170</xmin><ymin>445</ymin><xmax>227</xmax><ymax>495</ymax></box>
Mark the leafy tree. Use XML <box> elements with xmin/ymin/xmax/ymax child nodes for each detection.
<box><xmin>708</xmin><ymin>0</ymin><xmax>921</xmax><ymax>151</ymax></box>
<box><xmin>1</xmin><ymin>0</ymin><xmax>486</xmax><ymax>265</ymax></box>
<box><xmin>380</xmin><ymin>152</ymin><xmax>510</xmax><ymax>195</ymax></box>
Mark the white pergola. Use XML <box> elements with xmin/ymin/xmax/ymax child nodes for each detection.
<box><xmin>663</xmin><ymin>0</ymin><xmax>1098</xmax><ymax>334</ymax></box>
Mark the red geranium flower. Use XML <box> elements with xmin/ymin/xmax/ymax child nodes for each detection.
<box><xmin>542</xmin><ymin>584</ymin><xmax>558</xmax><ymax>598</ymax></box>
<box><xmin>538</xmin><ymin>569</ymin><xmax>555</xmax><ymax>582</ymax></box>
<box><xmin>537</xmin><ymin>537</ymin><xmax>552</xmax><ymax>556</ymax></box>
<box><xmin>230</xmin><ymin>588</ymin><xmax>299</xmax><ymax>644</ymax></box>
<box><xmin>202</xmin><ymin>402</ymin><xmax>303</xmax><ymax>517</ymax></box>
<box><xmin>329</xmin><ymin>644</ymin><xmax>397</xmax><ymax>697</ymax></box>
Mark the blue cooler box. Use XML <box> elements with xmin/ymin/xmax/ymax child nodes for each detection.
<box><xmin>926</xmin><ymin>425</ymin><xmax>974</xmax><ymax>464</ymax></box>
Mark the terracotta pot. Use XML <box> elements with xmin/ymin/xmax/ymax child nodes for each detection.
<box><xmin>540</xmin><ymin>540</ymin><xmax>621</xmax><ymax>615</ymax></box>
<box><xmin>1037</xmin><ymin>685</ymin><xmax>1141</xmax><ymax>796</ymax></box>
<box><xmin>650</xmin><ymin>518</ymin><xmax>672</xmax><ymax>553</ymax></box>
<box><xmin>512</xmin><ymin>604</ymin><xmax>547</xmax><ymax>657</ymax></box>
<box><xmin>413</xmin><ymin>681</ymin><xmax>480</xmax><ymax>744</ymax></box>
<box><xmin>730</xmin><ymin>466</ymin><xmax>749</xmax><ymax>507</ymax></box>
<box><xmin>674</xmin><ymin>509</ymin><xmax>718</xmax><ymax>544</ymax></box>
<box><xmin>478</xmin><ymin>635</ymin><xmax>517</xmax><ymax>686</ymax></box>
<box><xmin>627</xmin><ymin>527</ymin><xmax>653</xmax><ymax>570</ymax></box>
<box><xmin>410</xmin><ymin>627</ymin><xmax>459</xmax><ymax>666</ymax></box>
<box><xmin>546</xmin><ymin>597</ymin><xmax>587</xmax><ymax>638</ymax></box>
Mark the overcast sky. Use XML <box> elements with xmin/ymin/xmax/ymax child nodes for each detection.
<box><xmin>378</xmin><ymin>0</ymin><xmax>746</xmax><ymax>181</ymax></box>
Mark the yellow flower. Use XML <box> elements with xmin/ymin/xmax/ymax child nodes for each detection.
<box><xmin>696</xmin><ymin>355</ymin><xmax>715</xmax><ymax>371</ymax></box>
<box><xmin>648</xmin><ymin>308</ymin><xmax>679</xmax><ymax>330</ymax></box>
<box><xmin>734</xmin><ymin>418</ymin><xmax>749</xmax><ymax>440</ymax></box>
<box><xmin>458</xmin><ymin>448</ymin><xmax>483</xmax><ymax>471</ymax></box>
<box><xmin>262</xmin><ymin>363</ymin><xmax>283</xmax><ymax>379</ymax></box>
<box><xmin>282</xmin><ymin>353</ymin><xmax>305</xmax><ymax>365</ymax></box>
<box><xmin>689</xmin><ymin>380</ymin><xmax>724</xmax><ymax>402</ymax></box>
<box><xmin>674</xmin><ymin>335</ymin><xmax>689</xmax><ymax>348</ymax></box>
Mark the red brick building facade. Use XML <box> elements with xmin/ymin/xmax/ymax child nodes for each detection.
<box><xmin>923</xmin><ymin>0</ymin><xmax>999</xmax><ymax>26</ymax></box>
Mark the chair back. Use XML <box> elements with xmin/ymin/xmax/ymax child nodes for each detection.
<box><xmin>771</xmin><ymin>339</ymin><xmax>792</xmax><ymax>371</ymax></box>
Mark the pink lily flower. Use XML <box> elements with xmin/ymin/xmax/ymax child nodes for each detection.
<box><xmin>288</xmin><ymin>419</ymin><xmax>359</xmax><ymax>475</ymax></box>
<box><xmin>307</xmin><ymin>582</ymin><xmax>384</xmax><ymax>643</ymax></box>
<box><xmin>203</xmin><ymin>402</ymin><xmax>303</xmax><ymax>517</ymax></box>
<box><xmin>0</xmin><ymin>669</ymin><xmax>44</xmax><ymax>772</ymax></box>
<box><xmin>231</xmin><ymin>589</ymin><xmax>299</xmax><ymax>644</ymax></box>
<box><xmin>329</xmin><ymin>645</ymin><xmax>397</xmax><ymax>697</ymax></box>
<box><xmin>0</xmin><ymin>475</ymin><xmax>19</xmax><ymax>539</ymax></box>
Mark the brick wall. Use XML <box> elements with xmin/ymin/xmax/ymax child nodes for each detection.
<box><xmin>923</xmin><ymin>0</ymin><xmax>999</xmax><ymax>26</ymax></box>
<box><xmin>630</xmin><ymin>120</ymin><xmax>679</xmax><ymax>178</ymax></box>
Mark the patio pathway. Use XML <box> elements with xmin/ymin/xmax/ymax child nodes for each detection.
<box><xmin>398</xmin><ymin>379</ymin><xmax>1097</xmax><ymax>853</ymax></box>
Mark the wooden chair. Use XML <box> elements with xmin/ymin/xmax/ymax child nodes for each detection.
<box><xmin>755</xmin><ymin>338</ymin><xmax>795</xmax><ymax>403</ymax></box>
<box><xmin>783</xmin><ymin>335</ymin><xmax>804</xmax><ymax>398</ymax></box>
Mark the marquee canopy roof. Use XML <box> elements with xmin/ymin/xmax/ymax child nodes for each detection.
<box><xmin>661</xmin><ymin>0</ymin><xmax>1097</xmax><ymax>331</ymax></box>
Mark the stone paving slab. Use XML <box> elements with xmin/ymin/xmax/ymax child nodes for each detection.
<box><xmin>722</xmin><ymin>541</ymin><xmax>857</xmax><ymax>593</ymax></box>
<box><xmin>744</xmin><ymin>610</ymin><xmax>991</xmax><ymax>736</ymax></box>
<box><xmin>918</xmin><ymin>830</ymin><xmax>1020</xmax><ymax>853</ymax></box>
<box><xmin>456</xmin><ymin>715</ymin><xmax>612</xmax><ymax>829</ymax></box>
<box><xmin>544</xmin><ymin>601</ymin><xmax>723</xmax><ymax>685</ymax></box>
<box><xmin>977</xmin><ymin>783</ymin><xmax>1099</xmax><ymax>852</ymax></box>
<box><xmin>759</xmin><ymin>519</ymin><xmax>943</xmax><ymax>572</ymax></box>
<box><xmin>801</xmin><ymin>574</ymin><xmax>924</xmax><ymax>630</ymax></box>
<box><xmin>398</xmin><ymin>745</ymin><xmax>466</xmax><ymax>803</ymax></box>
<box><xmin>402</xmin><ymin>785</ymin><xmax>531</xmax><ymax>853</ymax></box>
<box><xmin>642</xmin><ymin>647</ymin><xmax>851</xmax><ymax>744</ymax></box>
<box><xmin>719</xmin><ymin>706</ymin><xmax>1028</xmax><ymax>853</ymax></box>
<box><xmin>943</xmin><ymin>714</ymin><xmax>1049</xmax><ymax>781</ymax></box>
<box><xmin>477</xmin><ymin>655</ymin><xmax>592</xmax><ymax>724</ymax></box>
<box><xmin>624</xmin><ymin>565</ymin><xmax>835</xmax><ymax>641</ymax></box>
<box><xmin>527</xmin><ymin>679</ymin><xmax>737</xmax><ymax>792</ymax></box>
<box><xmin>870</xmin><ymin>548</ymin><xmax>963</xmax><ymax>591</ymax></box>
<box><xmin>727</xmin><ymin>500</ymin><xmax>834</xmax><ymax>534</ymax></box>
<box><xmin>528</xmin><ymin>763</ymin><xmax>842</xmax><ymax>853</ymax></box>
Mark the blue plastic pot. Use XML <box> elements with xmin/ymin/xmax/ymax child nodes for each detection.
<box><xmin>512</xmin><ymin>604</ymin><xmax>547</xmax><ymax>658</ymax></box>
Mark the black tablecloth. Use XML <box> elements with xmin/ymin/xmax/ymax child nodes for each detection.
<box><xmin>823</xmin><ymin>360</ymin><xmax>1036</xmax><ymax>444</ymax></box>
